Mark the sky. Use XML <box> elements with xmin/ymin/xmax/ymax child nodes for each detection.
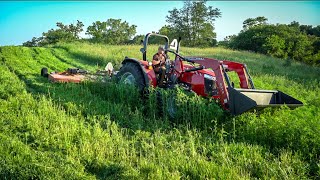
<box><xmin>0</xmin><ymin>1</ymin><xmax>319</xmax><ymax>46</ymax></box>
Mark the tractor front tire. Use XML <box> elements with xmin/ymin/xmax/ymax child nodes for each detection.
<box><xmin>157</xmin><ymin>88</ymin><xmax>178</xmax><ymax>119</ymax></box>
<box><xmin>116</xmin><ymin>62</ymin><xmax>146</xmax><ymax>92</ymax></box>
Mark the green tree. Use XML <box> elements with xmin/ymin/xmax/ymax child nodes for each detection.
<box><xmin>263</xmin><ymin>35</ymin><xmax>287</xmax><ymax>58</ymax></box>
<box><xmin>130</xmin><ymin>34</ymin><xmax>145</xmax><ymax>44</ymax></box>
<box><xmin>289</xmin><ymin>22</ymin><xmax>320</xmax><ymax>37</ymax></box>
<box><xmin>104</xmin><ymin>19</ymin><xmax>137</xmax><ymax>44</ymax></box>
<box><xmin>311</xmin><ymin>25</ymin><xmax>320</xmax><ymax>37</ymax></box>
<box><xmin>218</xmin><ymin>35</ymin><xmax>236</xmax><ymax>47</ymax></box>
<box><xmin>141</xmin><ymin>26</ymin><xmax>178</xmax><ymax>45</ymax></box>
<box><xmin>299</xmin><ymin>25</ymin><xmax>313</xmax><ymax>35</ymax></box>
<box><xmin>159</xmin><ymin>25</ymin><xmax>178</xmax><ymax>42</ymax></box>
<box><xmin>86</xmin><ymin>19</ymin><xmax>137</xmax><ymax>44</ymax></box>
<box><xmin>158</xmin><ymin>25</ymin><xmax>175</xmax><ymax>38</ymax></box>
<box><xmin>166</xmin><ymin>0</ymin><xmax>221</xmax><ymax>47</ymax></box>
<box><xmin>65</xmin><ymin>20</ymin><xmax>84</xmax><ymax>39</ymax></box>
<box><xmin>86</xmin><ymin>21</ymin><xmax>107</xmax><ymax>43</ymax></box>
<box><xmin>228</xmin><ymin>20</ymin><xmax>318</xmax><ymax>65</ymax></box>
<box><xmin>243</xmin><ymin>16</ymin><xmax>268</xmax><ymax>30</ymax></box>
<box><xmin>23</xmin><ymin>20</ymin><xmax>84</xmax><ymax>46</ymax></box>
<box><xmin>45</xmin><ymin>20</ymin><xmax>84</xmax><ymax>43</ymax></box>
<box><xmin>289</xmin><ymin>34</ymin><xmax>313</xmax><ymax>62</ymax></box>
<box><xmin>288</xmin><ymin>21</ymin><xmax>300</xmax><ymax>29</ymax></box>
<box><xmin>22</xmin><ymin>37</ymin><xmax>41</xmax><ymax>47</ymax></box>
<box><xmin>42</xmin><ymin>27</ymin><xmax>74</xmax><ymax>44</ymax></box>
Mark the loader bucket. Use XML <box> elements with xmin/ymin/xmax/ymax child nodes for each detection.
<box><xmin>228</xmin><ymin>88</ymin><xmax>303</xmax><ymax>115</ymax></box>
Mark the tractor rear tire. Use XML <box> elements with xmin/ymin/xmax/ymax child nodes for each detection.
<box><xmin>116</xmin><ymin>62</ymin><xmax>146</xmax><ymax>92</ymax></box>
<box><xmin>41</xmin><ymin>67</ymin><xmax>48</xmax><ymax>78</ymax></box>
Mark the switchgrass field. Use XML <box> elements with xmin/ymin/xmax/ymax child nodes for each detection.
<box><xmin>0</xmin><ymin>42</ymin><xmax>319</xmax><ymax>179</ymax></box>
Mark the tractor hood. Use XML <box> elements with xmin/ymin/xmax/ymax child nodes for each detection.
<box><xmin>228</xmin><ymin>88</ymin><xmax>303</xmax><ymax>115</ymax></box>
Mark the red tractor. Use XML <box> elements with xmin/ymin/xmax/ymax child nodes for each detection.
<box><xmin>116</xmin><ymin>33</ymin><xmax>303</xmax><ymax>115</ymax></box>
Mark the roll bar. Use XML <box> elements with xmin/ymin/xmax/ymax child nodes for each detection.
<box><xmin>140</xmin><ymin>33</ymin><xmax>170</xmax><ymax>61</ymax></box>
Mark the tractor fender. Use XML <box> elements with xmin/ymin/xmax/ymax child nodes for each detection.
<box><xmin>121</xmin><ymin>57</ymin><xmax>150</xmax><ymax>88</ymax></box>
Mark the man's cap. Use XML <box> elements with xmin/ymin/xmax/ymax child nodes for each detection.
<box><xmin>158</xmin><ymin>46</ymin><xmax>164</xmax><ymax>51</ymax></box>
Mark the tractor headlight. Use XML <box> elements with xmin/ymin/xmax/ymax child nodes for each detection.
<box><xmin>204</xmin><ymin>74</ymin><xmax>214</xmax><ymax>80</ymax></box>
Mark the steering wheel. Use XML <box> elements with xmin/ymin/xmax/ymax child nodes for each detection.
<box><xmin>165</xmin><ymin>49</ymin><xmax>187</xmax><ymax>61</ymax></box>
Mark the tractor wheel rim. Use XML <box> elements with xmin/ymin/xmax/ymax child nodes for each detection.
<box><xmin>120</xmin><ymin>72</ymin><xmax>136</xmax><ymax>85</ymax></box>
<box><xmin>167</xmin><ymin>96</ymin><xmax>176</xmax><ymax>118</ymax></box>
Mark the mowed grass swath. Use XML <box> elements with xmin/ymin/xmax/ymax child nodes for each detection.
<box><xmin>0</xmin><ymin>42</ymin><xmax>319</xmax><ymax>179</ymax></box>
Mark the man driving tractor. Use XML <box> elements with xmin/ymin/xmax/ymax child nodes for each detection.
<box><xmin>152</xmin><ymin>46</ymin><xmax>167</xmax><ymax>87</ymax></box>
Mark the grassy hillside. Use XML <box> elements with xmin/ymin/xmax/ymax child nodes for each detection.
<box><xmin>0</xmin><ymin>42</ymin><xmax>319</xmax><ymax>179</ymax></box>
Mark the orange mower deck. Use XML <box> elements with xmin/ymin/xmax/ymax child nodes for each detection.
<box><xmin>41</xmin><ymin>64</ymin><xmax>114</xmax><ymax>84</ymax></box>
<box><xmin>48</xmin><ymin>73</ymin><xmax>85</xmax><ymax>83</ymax></box>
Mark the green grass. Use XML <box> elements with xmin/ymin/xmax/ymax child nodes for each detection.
<box><xmin>0</xmin><ymin>42</ymin><xmax>319</xmax><ymax>179</ymax></box>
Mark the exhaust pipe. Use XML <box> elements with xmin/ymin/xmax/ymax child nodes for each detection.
<box><xmin>228</xmin><ymin>88</ymin><xmax>303</xmax><ymax>115</ymax></box>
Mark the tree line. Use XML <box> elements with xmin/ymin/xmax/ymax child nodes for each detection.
<box><xmin>23</xmin><ymin>1</ymin><xmax>221</xmax><ymax>47</ymax></box>
<box><xmin>220</xmin><ymin>17</ymin><xmax>320</xmax><ymax>65</ymax></box>
<box><xmin>23</xmin><ymin>1</ymin><xmax>319</xmax><ymax>65</ymax></box>
<box><xmin>23</xmin><ymin>19</ymin><xmax>137</xmax><ymax>47</ymax></box>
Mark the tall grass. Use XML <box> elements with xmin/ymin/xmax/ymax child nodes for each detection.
<box><xmin>0</xmin><ymin>42</ymin><xmax>319</xmax><ymax>179</ymax></box>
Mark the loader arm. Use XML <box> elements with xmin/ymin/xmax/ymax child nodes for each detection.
<box><xmin>181</xmin><ymin>57</ymin><xmax>235</xmax><ymax>109</ymax></box>
<box><xmin>221</xmin><ymin>60</ymin><xmax>254</xmax><ymax>89</ymax></box>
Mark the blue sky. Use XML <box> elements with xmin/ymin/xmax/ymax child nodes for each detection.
<box><xmin>0</xmin><ymin>1</ymin><xmax>319</xmax><ymax>46</ymax></box>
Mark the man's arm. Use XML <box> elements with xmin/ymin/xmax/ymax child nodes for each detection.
<box><xmin>152</xmin><ymin>54</ymin><xmax>158</xmax><ymax>61</ymax></box>
<box><xmin>152</xmin><ymin>54</ymin><xmax>160</xmax><ymax>66</ymax></box>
